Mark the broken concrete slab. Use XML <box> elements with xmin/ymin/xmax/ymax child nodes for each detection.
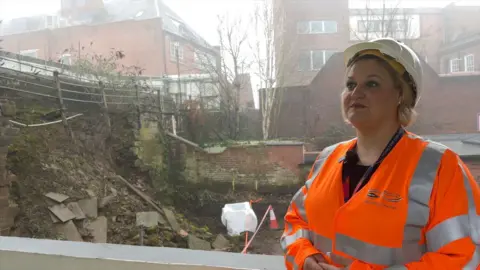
<box><xmin>85</xmin><ymin>189</ymin><xmax>96</xmax><ymax>198</ymax></box>
<box><xmin>77</xmin><ymin>197</ymin><xmax>98</xmax><ymax>219</ymax></box>
<box><xmin>49</xmin><ymin>212</ymin><xmax>61</xmax><ymax>224</ymax></box>
<box><xmin>48</xmin><ymin>204</ymin><xmax>76</xmax><ymax>223</ymax></box>
<box><xmin>136</xmin><ymin>212</ymin><xmax>162</xmax><ymax>228</ymax></box>
<box><xmin>55</xmin><ymin>220</ymin><xmax>83</xmax><ymax>242</ymax></box>
<box><xmin>67</xmin><ymin>202</ymin><xmax>86</xmax><ymax>220</ymax></box>
<box><xmin>212</xmin><ymin>234</ymin><xmax>230</xmax><ymax>250</ymax></box>
<box><xmin>162</xmin><ymin>208</ymin><xmax>180</xmax><ymax>232</ymax></box>
<box><xmin>187</xmin><ymin>235</ymin><xmax>211</xmax><ymax>251</ymax></box>
<box><xmin>87</xmin><ymin>216</ymin><xmax>107</xmax><ymax>243</ymax></box>
<box><xmin>44</xmin><ymin>192</ymin><xmax>69</xmax><ymax>203</ymax></box>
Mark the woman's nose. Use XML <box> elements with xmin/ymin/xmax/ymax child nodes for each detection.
<box><xmin>350</xmin><ymin>84</ymin><xmax>365</xmax><ymax>97</ymax></box>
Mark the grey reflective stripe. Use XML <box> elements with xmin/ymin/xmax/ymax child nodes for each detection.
<box><xmin>307</xmin><ymin>143</ymin><xmax>342</xmax><ymax>183</ymax></box>
<box><xmin>426</xmin><ymin>214</ymin><xmax>470</xmax><ymax>252</ymax></box>
<box><xmin>459</xmin><ymin>162</ymin><xmax>480</xmax><ymax>269</ymax></box>
<box><xmin>459</xmin><ymin>162</ymin><xmax>480</xmax><ymax>244</ymax></box>
<box><xmin>335</xmin><ymin>233</ymin><xmax>424</xmax><ymax>266</ymax></box>
<box><xmin>427</xmin><ymin>161</ymin><xmax>480</xmax><ymax>266</ymax></box>
<box><xmin>291</xmin><ymin>188</ymin><xmax>308</xmax><ymax>222</ymax></box>
<box><xmin>311</xmin><ymin>231</ymin><xmax>332</xmax><ymax>254</ymax></box>
<box><xmin>385</xmin><ymin>267</ymin><xmax>408</xmax><ymax>270</ymax></box>
<box><xmin>335</xmin><ymin>141</ymin><xmax>445</xmax><ymax>265</ymax></box>
<box><xmin>403</xmin><ymin>141</ymin><xmax>446</xmax><ymax>261</ymax></box>
<box><xmin>285</xmin><ymin>255</ymin><xmax>299</xmax><ymax>270</ymax></box>
<box><xmin>281</xmin><ymin>229</ymin><xmax>310</xmax><ymax>251</ymax></box>
<box><xmin>464</xmin><ymin>246</ymin><xmax>480</xmax><ymax>270</ymax></box>
<box><xmin>282</xmin><ymin>143</ymin><xmax>342</xmax><ymax>255</ymax></box>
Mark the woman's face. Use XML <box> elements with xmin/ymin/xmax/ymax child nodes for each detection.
<box><xmin>342</xmin><ymin>58</ymin><xmax>400</xmax><ymax>129</ymax></box>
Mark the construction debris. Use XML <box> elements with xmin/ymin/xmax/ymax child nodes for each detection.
<box><xmin>67</xmin><ymin>202</ymin><xmax>86</xmax><ymax>220</ymax></box>
<box><xmin>55</xmin><ymin>220</ymin><xmax>83</xmax><ymax>242</ymax></box>
<box><xmin>77</xmin><ymin>197</ymin><xmax>98</xmax><ymax>219</ymax></box>
<box><xmin>136</xmin><ymin>211</ymin><xmax>165</xmax><ymax>228</ymax></box>
<box><xmin>48</xmin><ymin>204</ymin><xmax>76</xmax><ymax>223</ymax></box>
<box><xmin>44</xmin><ymin>192</ymin><xmax>69</xmax><ymax>203</ymax></box>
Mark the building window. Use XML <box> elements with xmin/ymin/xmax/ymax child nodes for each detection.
<box><xmin>170</xmin><ymin>41</ymin><xmax>184</xmax><ymax>61</ymax></box>
<box><xmin>358</xmin><ymin>19</ymin><xmax>407</xmax><ymax>33</ymax></box>
<box><xmin>60</xmin><ymin>54</ymin><xmax>72</xmax><ymax>65</ymax></box>
<box><xmin>299</xmin><ymin>50</ymin><xmax>336</xmax><ymax>71</ymax></box>
<box><xmin>20</xmin><ymin>49</ymin><xmax>39</xmax><ymax>58</ymax></box>
<box><xmin>449</xmin><ymin>58</ymin><xmax>461</xmax><ymax>73</ymax></box>
<box><xmin>297</xmin><ymin>21</ymin><xmax>337</xmax><ymax>34</ymax></box>
<box><xmin>465</xmin><ymin>54</ymin><xmax>474</xmax><ymax>72</ymax></box>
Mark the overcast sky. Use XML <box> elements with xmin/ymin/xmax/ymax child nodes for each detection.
<box><xmin>2</xmin><ymin>0</ymin><xmax>479</xmax><ymax>45</ymax></box>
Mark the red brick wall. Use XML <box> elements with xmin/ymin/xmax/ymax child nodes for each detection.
<box><xmin>185</xmin><ymin>144</ymin><xmax>304</xmax><ymax>189</ymax></box>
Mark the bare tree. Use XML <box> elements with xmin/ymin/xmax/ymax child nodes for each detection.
<box><xmin>195</xmin><ymin>14</ymin><xmax>251</xmax><ymax>140</ymax></box>
<box><xmin>251</xmin><ymin>0</ymin><xmax>291</xmax><ymax>140</ymax></box>
<box><xmin>350</xmin><ymin>0</ymin><xmax>419</xmax><ymax>44</ymax></box>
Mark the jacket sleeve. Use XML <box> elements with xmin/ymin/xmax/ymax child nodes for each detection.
<box><xmin>281</xmin><ymin>155</ymin><xmax>333</xmax><ymax>270</ymax></box>
<box><xmin>349</xmin><ymin>150</ymin><xmax>480</xmax><ymax>270</ymax></box>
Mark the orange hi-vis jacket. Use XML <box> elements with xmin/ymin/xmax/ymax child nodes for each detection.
<box><xmin>281</xmin><ymin>132</ymin><xmax>480</xmax><ymax>269</ymax></box>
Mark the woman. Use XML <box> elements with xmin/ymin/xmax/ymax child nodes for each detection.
<box><xmin>281</xmin><ymin>38</ymin><xmax>480</xmax><ymax>270</ymax></box>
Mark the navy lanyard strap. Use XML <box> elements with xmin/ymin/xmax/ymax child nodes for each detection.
<box><xmin>358</xmin><ymin>127</ymin><xmax>405</xmax><ymax>184</ymax></box>
<box><xmin>345</xmin><ymin>128</ymin><xmax>405</xmax><ymax>198</ymax></box>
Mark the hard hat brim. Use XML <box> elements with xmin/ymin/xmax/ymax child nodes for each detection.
<box><xmin>344</xmin><ymin>41</ymin><xmax>394</xmax><ymax>67</ymax></box>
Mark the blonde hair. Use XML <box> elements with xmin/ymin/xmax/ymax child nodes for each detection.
<box><xmin>342</xmin><ymin>54</ymin><xmax>417</xmax><ymax>127</ymax></box>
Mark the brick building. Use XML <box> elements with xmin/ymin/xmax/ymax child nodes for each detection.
<box><xmin>273</xmin><ymin>0</ymin><xmax>480</xmax><ymax>85</ymax></box>
<box><xmin>266</xmin><ymin>0</ymin><xmax>480</xmax><ymax>139</ymax></box>
<box><xmin>0</xmin><ymin>0</ymin><xmax>220</xmax><ymax>77</ymax></box>
<box><xmin>267</xmin><ymin>52</ymin><xmax>480</xmax><ymax>139</ymax></box>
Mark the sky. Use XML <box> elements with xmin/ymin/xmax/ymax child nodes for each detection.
<box><xmin>2</xmin><ymin>0</ymin><xmax>480</xmax><ymax>44</ymax></box>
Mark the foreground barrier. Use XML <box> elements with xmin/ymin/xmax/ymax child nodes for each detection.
<box><xmin>0</xmin><ymin>236</ymin><xmax>284</xmax><ymax>270</ymax></box>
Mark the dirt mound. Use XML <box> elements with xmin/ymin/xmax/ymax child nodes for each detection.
<box><xmin>5</xmin><ymin>106</ymin><xmax>220</xmax><ymax>249</ymax></box>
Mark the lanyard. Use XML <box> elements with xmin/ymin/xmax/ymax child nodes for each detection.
<box><xmin>344</xmin><ymin>128</ymin><xmax>405</xmax><ymax>201</ymax></box>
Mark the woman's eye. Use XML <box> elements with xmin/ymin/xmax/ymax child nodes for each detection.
<box><xmin>366</xmin><ymin>81</ymin><xmax>379</xmax><ymax>87</ymax></box>
<box><xmin>346</xmin><ymin>82</ymin><xmax>356</xmax><ymax>91</ymax></box>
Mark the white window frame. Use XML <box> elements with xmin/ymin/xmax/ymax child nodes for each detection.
<box><xmin>20</xmin><ymin>49</ymin><xmax>39</xmax><ymax>58</ymax></box>
<box><xmin>297</xmin><ymin>20</ymin><xmax>338</xmax><ymax>34</ymax></box>
<box><xmin>170</xmin><ymin>41</ymin><xmax>184</xmax><ymax>61</ymax></box>
<box><xmin>449</xmin><ymin>58</ymin><xmax>461</xmax><ymax>73</ymax></box>
<box><xmin>299</xmin><ymin>50</ymin><xmax>336</xmax><ymax>71</ymax></box>
<box><xmin>45</xmin><ymin>15</ymin><xmax>59</xmax><ymax>29</ymax></box>
<box><xmin>464</xmin><ymin>54</ymin><xmax>474</xmax><ymax>72</ymax></box>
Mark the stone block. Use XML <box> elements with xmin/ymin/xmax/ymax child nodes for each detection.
<box><xmin>136</xmin><ymin>211</ymin><xmax>165</xmax><ymax>228</ymax></box>
<box><xmin>187</xmin><ymin>235</ymin><xmax>211</xmax><ymax>250</ymax></box>
<box><xmin>77</xmin><ymin>197</ymin><xmax>98</xmax><ymax>219</ymax></box>
<box><xmin>55</xmin><ymin>220</ymin><xmax>83</xmax><ymax>242</ymax></box>
<box><xmin>87</xmin><ymin>216</ymin><xmax>107</xmax><ymax>243</ymax></box>
<box><xmin>162</xmin><ymin>207</ymin><xmax>180</xmax><ymax>232</ymax></box>
<box><xmin>48</xmin><ymin>204</ymin><xmax>76</xmax><ymax>223</ymax></box>
<box><xmin>67</xmin><ymin>202</ymin><xmax>86</xmax><ymax>220</ymax></box>
<box><xmin>212</xmin><ymin>234</ymin><xmax>230</xmax><ymax>250</ymax></box>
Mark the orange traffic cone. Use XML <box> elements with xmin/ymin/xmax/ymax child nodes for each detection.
<box><xmin>269</xmin><ymin>206</ymin><xmax>279</xmax><ymax>229</ymax></box>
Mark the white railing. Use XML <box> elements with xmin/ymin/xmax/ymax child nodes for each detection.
<box><xmin>0</xmin><ymin>236</ymin><xmax>284</xmax><ymax>270</ymax></box>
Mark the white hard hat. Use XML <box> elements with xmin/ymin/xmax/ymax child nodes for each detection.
<box><xmin>343</xmin><ymin>38</ymin><xmax>423</xmax><ymax>107</ymax></box>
